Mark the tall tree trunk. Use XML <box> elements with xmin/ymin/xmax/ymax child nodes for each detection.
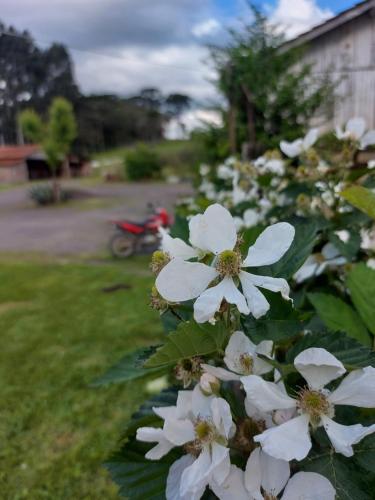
<box><xmin>51</xmin><ymin>170</ymin><xmax>61</xmax><ymax>203</ymax></box>
<box><xmin>228</xmin><ymin>102</ymin><xmax>237</xmax><ymax>155</ymax></box>
<box><xmin>241</xmin><ymin>83</ymin><xmax>256</xmax><ymax>159</ymax></box>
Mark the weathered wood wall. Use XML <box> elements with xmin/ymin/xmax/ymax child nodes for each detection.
<box><xmin>300</xmin><ymin>10</ymin><xmax>375</xmax><ymax>129</ymax></box>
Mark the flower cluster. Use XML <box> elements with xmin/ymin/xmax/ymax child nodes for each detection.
<box><xmin>102</xmin><ymin>118</ymin><xmax>375</xmax><ymax>500</ymax></box>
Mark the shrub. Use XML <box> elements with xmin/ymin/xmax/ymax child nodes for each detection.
<box><xmin>125</xmin><ymin>145</ymin><xmax>162</xmax><ymax>180</ymax></box>
<box><xmin>30</xmin><ymin>184</ymin><xmax>72</xmax><ymax>205</ymax></box>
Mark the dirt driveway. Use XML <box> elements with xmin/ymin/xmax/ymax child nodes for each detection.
<box><xmin>0</xmin><ymin>180</ymin><xmax>193</xmax><ymax>256</ymax></box>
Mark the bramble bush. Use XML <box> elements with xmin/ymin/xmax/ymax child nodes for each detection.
<box><xmin>96</xmin><ymin>117</ymin><xmax>375</xmax><ymax>499</ymax></box>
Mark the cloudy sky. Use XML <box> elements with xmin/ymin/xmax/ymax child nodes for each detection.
<box><xmin>2</xmin><ymin>0</ymin><xmax>357</xmax><ymax>103</ymax></box>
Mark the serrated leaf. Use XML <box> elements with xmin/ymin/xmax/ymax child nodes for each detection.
<box><xmin>286</xmin><ymin>331</ymin><xmax>375</xmax><ymax>367</ymax></box>
<box><xmin>242</xmin><ymin>291</ymin><xmax>307</xmax><ymax>343</ymax></box>
<box><xmin>91</xmin><ymin>348</ymin><xmax>165</xmax><ymax>387</ymax></box>
<box><xmin>308</xmin><ymin>293</ymin><xmax>371</xmax><ymax>347</ymax></box>
<box><xmin>301</xmin><ymin>451</ymin><xmax>372</xmax><ymax>499</ymax></box>
<box><xmin>145</xmin><ymin>321</ymin><xmax>228</xmax><ymax>368</ymax></box>
<box><xmin>341</xmin><ymin>185</ymin><xmax>375</xmax><ymax>219</ymax></box>
<box><xmin>347</xmin><ymin>264</ymin><xmax>375</xmax><ymax>336</ymax></box>
<box><xmin>254</xmin><ymin>219</ymin><xmax>321</xmax><ymax>279</ymax></box>
<box><xmin>354</xmin><ymin>434</ymin><xmax>375</xmax><ymax>473</ymax></box>
<box><xmin>105</xmin><ymin>439</ymin><xmax>180</xmax><ymax>499</ymax></box>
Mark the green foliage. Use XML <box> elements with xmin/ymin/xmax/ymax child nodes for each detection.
<box><xmin>286</xmin><ymin>332</ymin><xmax>375</xmax><ymax>368</ymax></box>
<box><xmin>91</xmin><ymin>347</ymin><xmax>165</xmax><ymax>387</ymax></box>
<box><xmin>105</xmin><ymin>389</ymin><xmax>180</xmax><ymax>500</ymax></box>
<box><xmin>341</xmin><ymin>185</ymin><xmax>375</xmax><ymax>219</ymax></box>
<box><xmin>242</xmin><ymin>291</ymin><xmax>308</xmax><ymax>343</ymax></box>
<box><xmin>254</xmin><ymin>218</ymin><xmax>321</xmax><ymax>279</ymax></box>
<box><xmin>18</xmin><ymin>109</ymin><xmax>44</xmax><ymax>143</ymax></box>
<box><xmin>308</xmin><ymin>292</ymin><xmax>372</xmax><ymax>347</ymax></box>
<box><xmin>145</xmin><ymin>321</ymin><xmax>228</xmax><ymax>368</ymax></box>
<box><xmin>347</xmin><ymin>264</ymin><xmax>375</xmax><ymax>336</ymax></box>
<box><xmin>209</xmin><ymin>4</ymin><xmax>332</xmax><ymax>154</ymax></box>
<box><xmin>29</xmin><ymin>184</ymin><xmax>72</xmax><ymax>205</ymax></box>
<box><xmin>125</xmin><ymin>144</ymin><xmax>163</xmax><ymax>180</ymax></box>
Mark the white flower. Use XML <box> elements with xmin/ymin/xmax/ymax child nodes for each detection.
<box><xmin>367</xmin><ymin>258</ymin><xmax>375</xmax><ymax>270</ymax></box>
<box><xmin>242</xmin><ymin>347</ymin><xmax>375</xmax><ymax>461</ymax></box>
<box><xmin>202</xmin><ymin>331</ymin><xmax>273</xmax><ymax>381</ymax></box>
<box><xmin>159</xmin><ymin>227</ymin><xmax>199</xmax><ymax>261</ymax></box>
<box><xmin>156</xmin><ymin>204</ymin><xmax>295</xmax><ymax>322</ymax></box>
<box><xmin>293</xmin><ymin>243</ymin><xmax>346</xmax><ymax>283</ymax></box>
<box><xmin>217</xmin><ymin>163</ymin><xmax>235</xmax><ymax>180</ymax></box>
<box><xmin>280</xmin><ymin>129</ymin><xmax>319</xmax><ymax>158</ymax></box>
<box><xmin>137</xmin><ymin>386</ymin><xmax>235</xmax><ymax>499</ymax></box>
<box><xmin>335</xmin><ymin>117</ymin><xmax>375</xmax><ymax>150</ymax></box>
<box><xmin>255</xmin><ymin>156</ymin><xmax>285</xmax><ymax>176</ymax></box>
<box><xmin>368</xmin><ymin>159</ymin><xmax>375</xmax><ymax>169</ymax></box>
<box><xmin>199</xmin><ymin>164</ymin><xmax>210</xmax><ymax>176</ymax></box>
<box><xmin>212</xmin><ymin>455</ymin><xmax>335</xmax><ymax>500</ymax></box>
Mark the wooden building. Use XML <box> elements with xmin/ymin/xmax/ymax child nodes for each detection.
<box><xmin>0</xmin><ymin>145</ymin><xmax>91</xmax><ymax>183</ymax></box>
<box><xmin>280</xmin><ymin>0</ymin><xmax>375</xmax><ymax>129</ymax></box>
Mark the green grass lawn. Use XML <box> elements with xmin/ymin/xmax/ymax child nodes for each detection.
<box><xmin>0</xmin><ymin>256</ymin><xmax>163</xmax><ymax>499</ymax></box>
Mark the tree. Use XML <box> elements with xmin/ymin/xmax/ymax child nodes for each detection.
<box><xmin>210</xmin><ymin>5</ymin><xmax>332</xmax><ymax>158</ymax></box>
<box><xmin>0</xmin><ymin>21</ymin><xmax>79</xmax><ymax>144</ymax></box>
<box><xmin>20</xmin><ymin>97</ymin><xmax>77</xmax><ymax>202</ymax></box>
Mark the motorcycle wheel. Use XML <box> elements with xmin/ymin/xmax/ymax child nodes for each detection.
<box><xmin>109</xmin><ymin>232</ymin><xmax>136</xmax><ymax>258</ymax></box>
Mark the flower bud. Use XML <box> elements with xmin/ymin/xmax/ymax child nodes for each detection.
<box><xmin>150</xmin><ymin>250</ymin><xmax>170</xmax><ymax>275</ymax></box>
<box><xmin>200</xmin><ymin>373</ymin><xmax>220</xmax><ymax>396</ymax></box>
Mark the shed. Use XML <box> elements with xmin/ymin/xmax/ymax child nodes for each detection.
<box><xmin>280</xmin><ymin>0</ymin><xmax>375</xmax><ymax>129</ymax></box>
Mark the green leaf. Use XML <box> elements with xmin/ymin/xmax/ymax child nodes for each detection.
<box><xmin>286</xmin><ymin>331</ymin><xmax>375</xmax><ymax>368</ymax></box>
<box><xmin>347</xmin><ymin>264</ymin><xmax>375</xmax><ymax>336</ymax></box>
<box><xmin>242</xmin><ymin>291</ymin><xmax>308</xmax><ymax>343</ymax></box>
<box><xmin>308</xmin><ymin>293</ymin><xmax>371</xmax><ymax>347</ymax></box>
<box><xmin>301</xmin><ymin>451</ymin><xmax>372</xmax><ymax>500</ymax></box>
<box><xmin>254</xmin><ymin>219</ymin><xmax>321</xmax><ymax>279</ymax></box>
<box><xmin>105</xmin><ymin>389</ymin><xmax>179</xmax><ymax>499</ymax></box>
<box><xmin>341</xmin><ymin>185</ymin><xmax>375</xmax><ymax>219</ymax></box>
<box><xmin>91</xmin><ymin>348</ymin><xmax>165</xmax><ymax>387</ymax></box>
<box><xmin>145</xmin><ymin>321</ymin><xmax>228</xmax><ymax>368</ymax></box>
<box><xmin>354</xmin><ymin>434</ymin><xmax>375</xmax><ymax>473</ymax></box>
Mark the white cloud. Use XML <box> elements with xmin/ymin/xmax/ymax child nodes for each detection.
<box><xmin>192</xmin><ymin>18</ymin><xmax>221</xmax><ymax>38</ymax></box>
<box><xmin>269</xmin><ymin>0</ymin><xmax>333</xmax><ymax>39</ymax></box>
<box><xmin>73</xmin><ymin>44</ymin><xmax>216</xmax><ymax>101</ymax></box>
<box><xmin>164</xmin><ymin>108</ymin><xmax>223</xmax><ymax>139</ymax></box>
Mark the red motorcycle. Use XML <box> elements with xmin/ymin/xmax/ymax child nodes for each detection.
<box><xmin>108</xmin><ymin>204</ymin><xmax>171</xmax><ymax>258</ymax></box>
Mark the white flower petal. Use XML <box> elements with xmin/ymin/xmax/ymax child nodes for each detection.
<box><xmin>346</xmin><ymin>117</ymin><xmax>366</xmax><ymax>140</ymax></box>
<box><xmin>190</xmin><ymin>204</ymin><xmax>237</xmax><ymax>254</ymax></box>
<box><xmin>191</xmin><ymin>384</ymin><xmax>214</xmax><ymax>419</ymax></box>
<box><xmin>211</xmin><ymin>464</ymin><xmax>248</xmax><ymax>500</ymax></box>
<box><xmin>280</xmin><ymin>139</ymin><xmax>303</xmax><ymax>158</ymax></box>
<box><xmin>321</xmin><ymin>242</ymin><xmax>340</xmax><ymax>260</ymax></box>
<box><xmin>180</xmin><ymin>447</ymin><xmax>212</xmax><ymax>497</ymax></box>
<box><xmin>163</xmin><ymin>418</ymin><xmax>196</xmax><ymax>446</ymax></box>
<box><xmin>303</xmin><ymin>128</ymin><xmax>319</xmax><ymax>150</ymax></box>
<box><xmin>361</xmin><ymin>129</ymin><xmax>375</xmax><ymax>149</ymax></box>
<box><xmin>224</xmin><ymin>331</ymin><xmax>256</xmax><ymax>374</ymax></box>
<box><xmin>166</xmin><ymin>455</ymin><xmax>204</xmax><ymax>500</ymax></box>
<box><xmin>136</xmin><ymin>427</ymin><xmax>174</xmax><ymax>460</ymax></box>
<box><xmin>243</xmin><ymin>208</ymin><xmax>260</xmax><ymax>228</ymax></box>
<box><xmin>156</xmin><ymin>259</ymin><xmax>218</xmax><ymax>302</ymax></box>
<box><xmin>243</xmin><ymin>222</ymin><xmax>295</xmax><ymax>267</ymax></box>
<box><xmin>322</xmin><ymin>416</ymin><xmax>375</xmax><ymax>457</ymax></box>
<box><xmin>244</xmin><ymin>448</ymin><xmax>264</xmax><ymax>500</ymax></box>
<box><xmin>260</xmin><ymin>450</ymin><xmax>290</xmax><ymax>496</ymax></box>
<box><xmin>293</xmin><ymin>256</ymin><xmax>319</xmax><ymax>283</ymax></box>
<box><xmin>253</xmin><ymin>340</ymin><xmax>274</xmax><ymax>375</ymax></box>
<box><xmin>160</xmin><ymin>227</ymin><xmax>198</xmax><ymax>260</ymax></box>
<box><xmin>239</xmin><ymin>271</ymin><xmax>270</xmax><ymax>318</ymax></box>
<box><xmin>194</xmin><ymin>276</ymin><xmax>249</xmax><ymax>323</ymax></box>
<box><xmin>329</xmin><ymin>367</ymin><xmax>375</xmax><ymax>407</ymax></box>
<box><xmin>254</xmin><ymin>414</ymin><xmax>311</xmax><ymax>461</ymax></box>
<box><xmin>201</xmin><ymin>363</ymin><xmax>241</xmax><ymax>381</ymax></box>
<box><xmin>211</xmin><ymin>398</ymin><xmax>234</xmax><ymax>439</ymax></box>
<box><xmin>243</xmin><ymin>272</ymin><xmax>290</xmax><ymax>300</ymax></box>
<box><xmin>210</xmin><ymin>442</ymin><xmax>232</xmax><ymax>486</ymax></box>
<box><xmin>241</xmin><ymin>375</ymin><xmax>296</xmax><ymax>412</ymax></box>
<box><xmin>281</xmin><ymin>472</ymin><xmax>335</xmax><ymax>500</ymax></box>
<box><xmin>294</xmin><ymin>348</ymin><xmax>346</xmax><ymax>390</ymax></box>
<box><xmin>175</xmin><ymin>391</ymin><xmax>193</xmax><ymax>418</ymax></box>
